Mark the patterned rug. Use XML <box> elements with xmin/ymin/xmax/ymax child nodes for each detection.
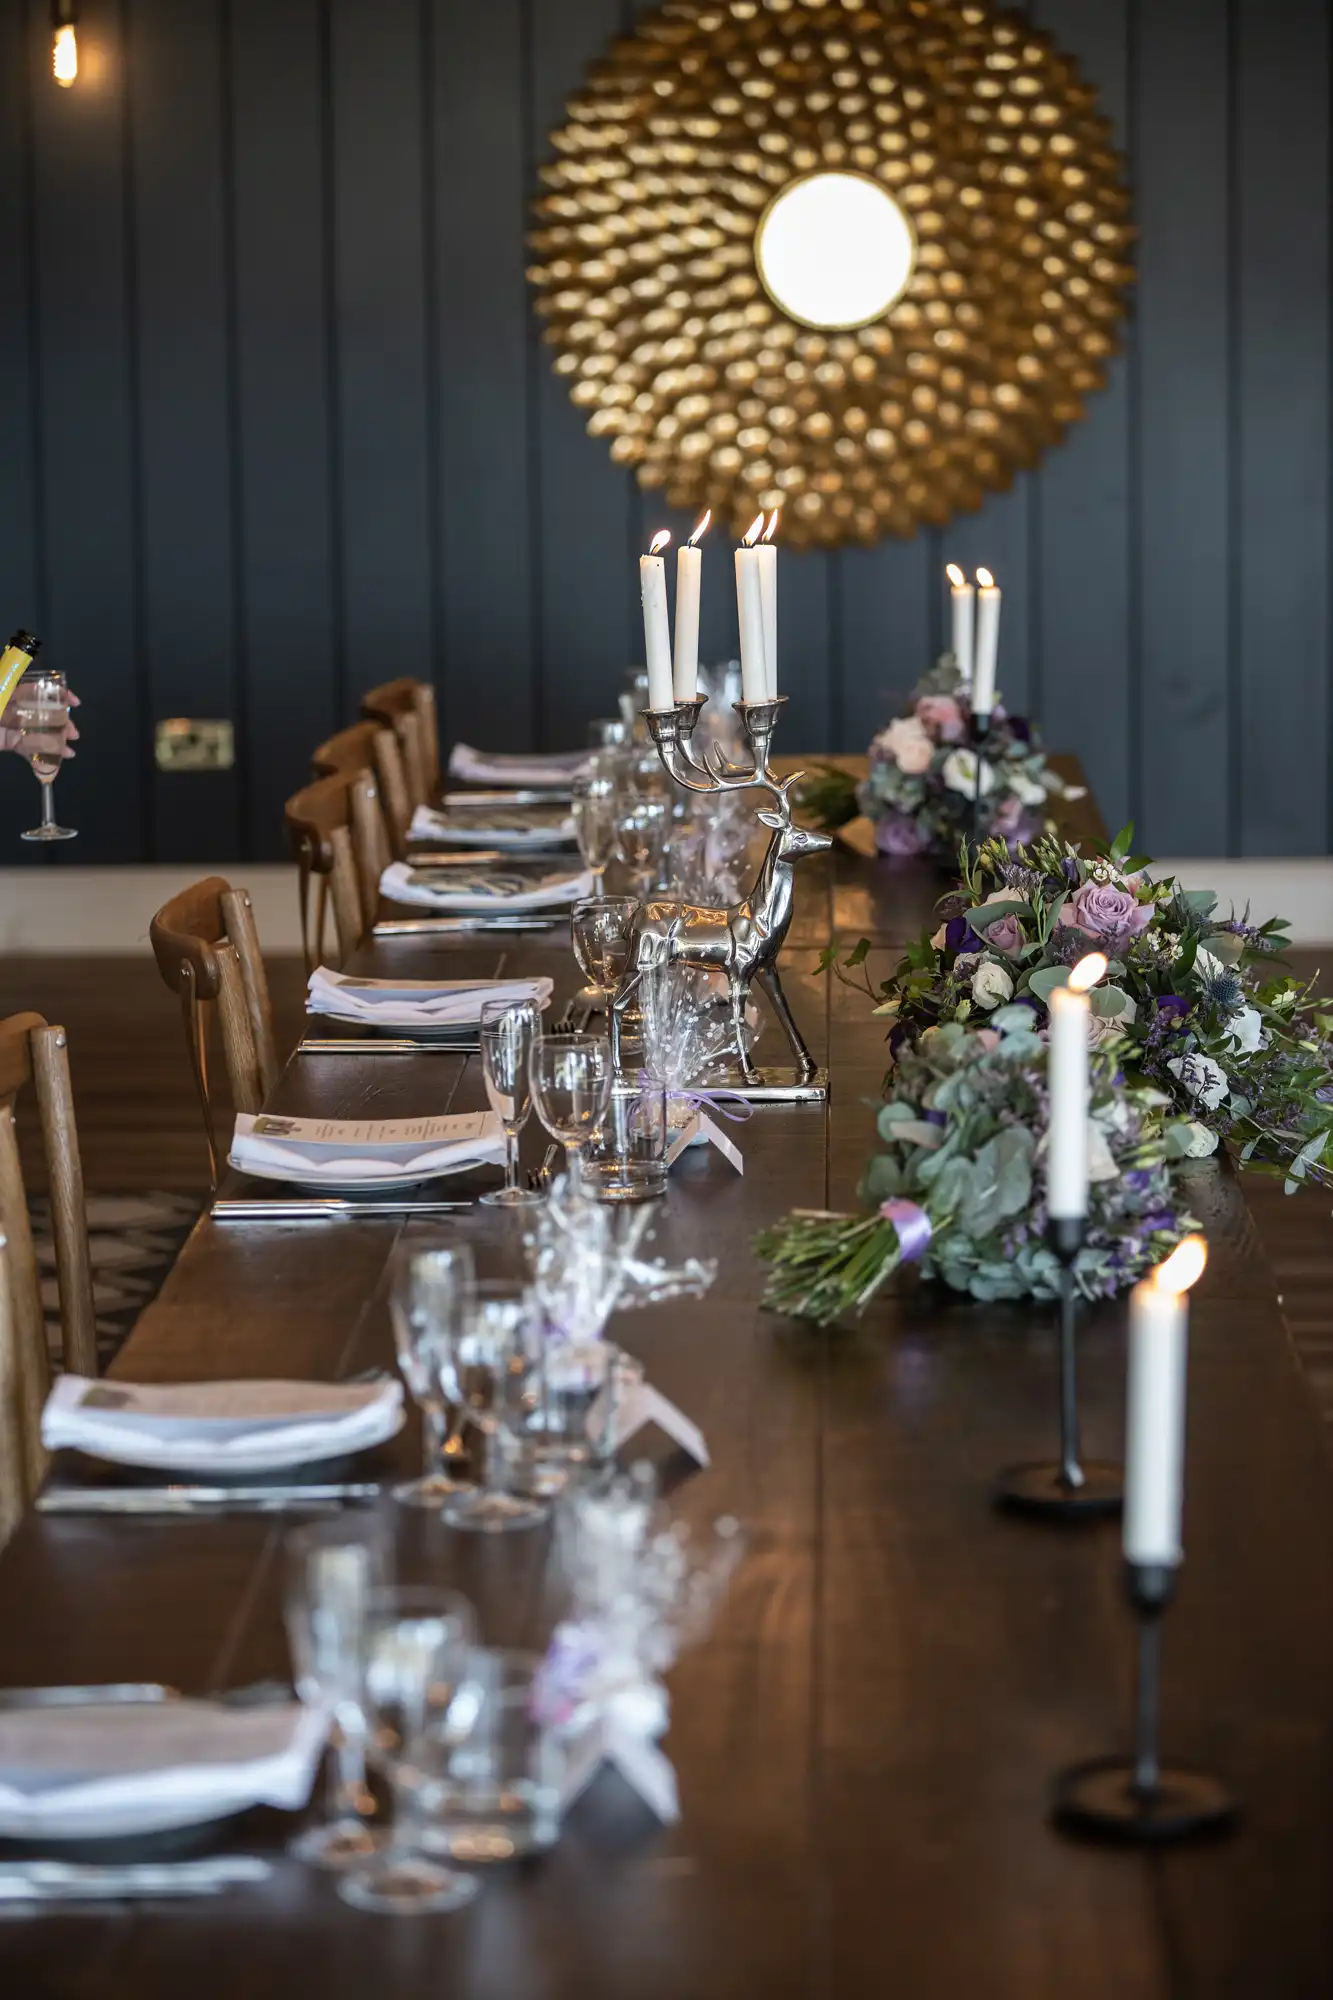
<box><xmin>30</xmin><ymin>1192</ymin><xmax>202</xmax><ymax>1373</ymax></box>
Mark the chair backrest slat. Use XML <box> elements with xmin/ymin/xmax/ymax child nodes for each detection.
<box><xmin>361</xmin><ymin>679</ymin><xmax>439</xmax><ymax>819</ymax></box>
<box><xmin>220</xmin><ymin>888</ymin><xmax>279</xmax><ymax>1097</ymax></box>
<box><xmin>0</xmin><ymin>1237</ymin><xmax>24</xmax><ymax>1549</ymax></box>
<box><xmin>284</xmin><ymin>773</ymin><xmax>373</xmax><ymax>970</ymax></box>
<box><xmin>29</xmin><ymin>1026</ymin><xmax>97</xmax><ymax>1380</ymax></box>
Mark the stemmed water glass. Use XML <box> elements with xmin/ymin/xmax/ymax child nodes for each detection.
<box><xmin>479</xmin><ymin>997</ymin><xmax>543</xmax><ymax>1207</ymax></box>
<box><xmin>388</xmin><ymin>1240</ymin><xmax>475</xmax><ymax>1507</ymax></box>
<box><xmin>615</xmin><ymin>794</ymin><xmax>671</xmax><ymax>897</ymax></box>
<box><xmin>338</xmin><ymin>1586</ymin><xmax>478</xmax><ymax>1916</ymax></box>
<box><xmin>529</xmin><ymin>1032</ymin><xmax>614</xmax><ymax>1192</ymax></box>
<box><xmin>284</xmin><ymin>1523</ymin><xmax>386</xmax><ymax>1869</ymax></box>
<box><xmin>572</xmin><ymin>770</ymin><xmax>618</xmax><ymax>897</ymax></box>
<box><xmin>437</xmin><ymin>1280</ymin><xmax>548</xmax><ymax>1534</ymax></box>
<box><xmin>10</xmin><ymin>667</ymin><xmax>76</xmax><ymax>842</ymax></box>
<box><xmin>571</xmin><ymin>896</ymin><xmax>638</xmax><ymax>1018</ymax></box>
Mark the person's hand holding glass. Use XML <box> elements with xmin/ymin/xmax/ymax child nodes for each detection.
<box><xmin>7</xmin><ymin>668</ymin><xmax>78</xmax><ymax>841</ymax></box>
<box><xmin>388</xmin><ymin>1240</ymin><xmax>475</xmax><ymax>1507</ymax></box>
<box><xmin>530</xmin><ymin>1032</ymin><xmax>613</xmax><ymax>1193</ymax></box>
<box><xmin>479</xmin><ymin>996</ymin><xmax>544</xmax><ymax>1207</ymax></box>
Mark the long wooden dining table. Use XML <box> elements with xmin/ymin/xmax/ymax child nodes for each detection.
<box><xmin>1</xmin><ymin>764</ymin><xmax>1331</xmax><ymax>1998</ymax></box>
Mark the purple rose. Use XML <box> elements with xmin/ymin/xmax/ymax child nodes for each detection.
<box><xmin>1066</xmin><ymin>879</ymin><xmax>1154</xmax><ymax>942</ymax></box>
<box><xmin>1007</xmin><ymin>713</ymin><xmax>1032</xmax><ymax>743</ymax></box>
<box><xmin>982</xmin><ymin>912</ymin><xmax>1023</xmax><ymax>957</ymax></box>
<box><xmin>1155</xmin><ymin>994</ymin><xmax>1190</xmax><ymax>1024</ymax></box>
<box><xmin>874</xmin><ymin>811</ymin><xmax>928</xmax><ymax>857</ymax></box>
<box><xmin>944</xmin><ymin>916</ymin><xmax>985</xmax><ymax>956</ymax></box>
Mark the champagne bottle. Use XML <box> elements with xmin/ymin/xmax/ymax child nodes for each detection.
<box><xmin>0</xmin><ymin>630</ymin><xmax>41</xmax><ymax>723</ymax></box>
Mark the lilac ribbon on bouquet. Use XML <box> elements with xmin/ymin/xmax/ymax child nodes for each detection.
<box><xmin>662</xmin><ymin>1087</ymin><xmax>754</xmax><ymax>1124</ymax></box>
<box><xmin>879</xmin><ymin>1198</ymin><xmax>932</xmax><ymax>1264</ymax></box>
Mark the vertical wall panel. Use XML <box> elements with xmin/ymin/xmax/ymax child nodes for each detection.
<box><xmin>0</xmin><ymin>0</ymin><xmax>40</xmax><ymax>852</ymax></box>
<box><xmin>1235</xmin><ymin>0</ymin><xmax>1329</xmax><ymax>855</ymax></box>
<box><xmin>1028</xmin><ymin>0</ymin><xmax>1132</xmax><ymax>836</ymax></box>
<box><xmin>330</xmin><ymin>0</ymin><xmax>433</xmax><ymax>718</ymax></box>
<box><xmin>26</xmin><ymin>0</ymin><xmax>143</xmax><ymax>861</ymax></box>
<box><xmin>1135</xmin><ymin>0</ymin><xmax>1231</xmax><ymax>854</ymax></box>
<box><xmin>431</xmin><ymin>0</ymin><xmax>533</xmax><ymax>754</ymax></box>
<box><xmin>942</xmin><ymin>481</ymin><xmax>1034</xmax><ymax>722</ymax></box>
<box><xmin>529</xmin><ymin>0</ymin><xmax>635</xmax><ymax>748</ymax></box>
<box><xmin>229</xmin><ymin>0</ymin><xmax>336</xmax><ymax>858</ymax></box>
<box><xmin>131</xmin><ymin>0</ymin><xmax>242</xmax><ymax>861</ymax></box>
<box><xmin>838</xmin><ymin>539</ymin><xmax>933</xmax><ymax>755</ymax></box>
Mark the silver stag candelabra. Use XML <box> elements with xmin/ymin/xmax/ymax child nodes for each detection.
<box><xmin>610</xmin><ymin>694</ymin><xmax>831</xmax><ymax>1101</ymax></box>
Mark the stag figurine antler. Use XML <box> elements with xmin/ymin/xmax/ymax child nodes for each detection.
<box><xmin>612</xmin><ymin>695</ymin><xmax>832</xmax><ymax>1087</ymax></box>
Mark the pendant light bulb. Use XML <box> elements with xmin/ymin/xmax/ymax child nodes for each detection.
<box><xmin>52</xmin><ymin>6</ymin><xmax>77</xmax><ymax>87</ymax></box>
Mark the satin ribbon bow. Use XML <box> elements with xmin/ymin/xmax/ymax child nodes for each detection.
<box><xmin>880</xmin><ymin>1198</ymin><xmax>933</xmax><ymax>1264</ymax></box>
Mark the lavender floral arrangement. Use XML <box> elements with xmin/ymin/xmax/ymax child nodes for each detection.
<box><xmin>798</xmin><ymin>656</ymin><xmax>1084</xmax><ymax>862</ymax></box>
<box><xmin>844</xmin><ymin>825</ymin><xmax>1333</xmax><ymax>1190</ymax></box>
<box><xmin>755</xmin><ymin>1016</ymin><xmax>1192</xmax><ymax>1325</ymax></box>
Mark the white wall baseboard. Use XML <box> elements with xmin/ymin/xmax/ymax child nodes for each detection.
<box><xmin>2</xmin><ymin>858</ymin><xmax>1333</xmax><ymax>954</ymax></box>
<box><xmin>0</xmin><ymin>866</ymin><xmax>305</xmax><ymax>954</ymax></box>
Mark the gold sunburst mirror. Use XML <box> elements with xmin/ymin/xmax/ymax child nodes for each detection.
<box><xmin>527</xmin><ymin>0</ymin><xmax>1134</xmax><ymax>548</ymax></box>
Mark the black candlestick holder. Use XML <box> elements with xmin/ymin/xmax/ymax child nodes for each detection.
<box><xmin>994</xmin><ymin>1217</ymin><xmax>1123</xmax><ymax>1520</ymax></box>
<box><xmin>1053</xmin><ymin>1561</ymin><xmax>1238</xmax><ymax>1841</ymax></box>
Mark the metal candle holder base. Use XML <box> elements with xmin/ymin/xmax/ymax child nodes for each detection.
<box><xmin>615</xmin><ymin>691</ymin><xmax>831</xmax><ymax>1100</ymax></box>
<box><xmin>994</xmin><ymin>1217</ymin><xmax>1123</xmax><ymax>1522</ymax></box>
<box><xmin>1054</xmin><ymin>1564</ymin><xmax>1238</xmax><ymax>1843</ymax></box>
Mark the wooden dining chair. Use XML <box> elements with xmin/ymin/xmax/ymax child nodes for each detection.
<box><xmin>0</xmin><ymin>1011</ymin><xmax>99</xmax><ymax>1531</ymax></box>
<box><xmin>360</xmin><ymin>678</ymin><xmax>439</xmax><ymax>812</ymax></box>
<box><xmin>313</xmin><ymin>719</ymin><xmax>414</xmax><ymax>860</ymax></box>
<box><xmin>284</xmin><ymin>769</ymin><xmax>387</xmax><ymax>978</ymax></box>
<box><xmin>149</xmin><ymin>879</ymin><xmax>280</xmax><ymax>1188</ymax></box>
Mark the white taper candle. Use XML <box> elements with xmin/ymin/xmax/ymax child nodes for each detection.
<box><xmin>972</xmin><ymin>568</ymin><xmax>1001</xmax><ymax>717</ymax></box>
<box><xmin>672</xmin><ymin>542</ymin><xmax>702</xmax><ymax>704</ymax></box>
<box><xmin>1047</xmin><ymin>984</ymin><xmax>1089</xmax><ymax>1221</ymax></box>
<box><xmin>640</xmin><ymin>532</ymin><xmax>674</xmax><ymax>711</ymax></box>
<box><xmin>756</xmin><ymin>540</ymin><xmax>777</xmax><ymax>698</ymax></box>
<box><xmin>1124</xmin><ymin>1283</ymin><xmax>1188</xmax><ymax>1565</ymax></box>
<box><xmin>735</xmin><ymin>544</ymin><xmax>767</xmax><ymax>705</ymax></box>
<box><xmin>946</xmin><ymin>563</ymin><xmax>974</xmax><ymax>682</ymax></box>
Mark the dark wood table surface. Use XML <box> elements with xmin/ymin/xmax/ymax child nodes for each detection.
<box><xmin>1</xmin><ymin>767</ymin><xmax>1331</xmax><ymax>1999</ymax></box>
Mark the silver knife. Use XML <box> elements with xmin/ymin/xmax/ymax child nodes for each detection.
<box><xmin>0</xmin><ymin>1682</ymin><xmax>179</xmax><ymax>1708</ymax></box>
<box><xmin>374</xmin><ymin>917</ymin><xmax>557</xmax><ymax>936</ymax></box>
<box><xmin>0</xmin><ymin>1857</ymin><xmax>272</xmax><ymax>1903</ymax></box>
<box><xmin>297</xmin><ymin>1037</ymin><xmax>479</xmax><ymax>1055</ymax></box>
<box><xmin>212</xmin><ymin>1198</ymin><xmax>475</xmax><ymax>1220</ymax></box>
<box><xmin>442</xmin><ymin>788</ymin><xmax>575</xmax><ymax>807</ymax></box>
<box><xmin>38</xmin><ymin>1483</ymin><xmax>380</xmax><ymax>1516</ymax></box>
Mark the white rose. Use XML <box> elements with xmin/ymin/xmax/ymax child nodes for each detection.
<box><xmin>942</xmin><ymin>748</ymin><xmax>996</xmax><ymax>797</ymax></box>
<box><xmin>971</xmin><ymin>961</ymin><xmax>1014</xmax><ymax>1010</ymax></box>
<box><xmin>1166</xmin><ymin>1051</ymin><xmax>1229</xmax><ymax>1111</ymax></box>
<box><xmin>1007</xmin><ymin>769</ymin><xmax>1048</xmax><ymax>807</ymax></box>
<box><xmin>1179</xmin><ymin>1121</ymin><xmax>1220</xmax><ymax>1158</ymax></box>
<box><xmin>1223</xmin><ymin>1004</ymin><xmax>1265</xmax><ymax>1055</ymax></box>
<box><xmin>882</xmin><ymin>716</ymin><xmax>935</xmax><ymax>776</ymax></box>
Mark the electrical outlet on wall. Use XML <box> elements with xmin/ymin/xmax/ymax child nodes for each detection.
<box><xmin>154</xmin><ymin>718</ymin><xmax>235</xmax><ymax>772</ymax></box>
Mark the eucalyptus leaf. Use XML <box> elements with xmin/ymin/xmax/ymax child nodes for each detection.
<box><xmin>1027</xmin><ymin>965</ymin><xmax>1071</xmax><ymax>1005</ymax></box>
<box><xmin>1090</xmin><ymin>985</ymin><xmax>1131</xmax><ymax>1020</ymax></box>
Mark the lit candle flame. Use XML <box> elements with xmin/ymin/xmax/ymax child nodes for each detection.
<box><xmin>647</xmin><ymin>529</ymin><xmax>671</xmax><ymax>557</ymax></box>
<box><xmin>1152</xmin><ymin>1233</ymin><xmax>1208</xmax><ymax>1296</ymax></box>
<box><xmin>742</xmin><ymin>513</ymin><xmax>765</xmax><ymax>548</ymax></box>
<box><xmin>688</xmin><ymin>509</ymin><xmax>711</xmax><ymax>547</ymax></box>
<box><xmin>946</xmin><ymin>562</ymin><xmax>966</xmax><ymax>589</ymax></box>
<box><xmin>762</xmin><ymin>508</ymin><xmax>780</xmax><ymax>543</ymax></box>
<box><xmin>53</xmin><ymin>21</ymin><xmax>77</xmax><ymax>85</ymax></box>
<box><xmin>976</xmin><ymin>566</ymin><xmax>995</xmax><ymax>589</ymax></box>
<box><xmin>1067</xmin><ymin>953</ymin><xmax>1108</xmax><ymax>994</ymax></box>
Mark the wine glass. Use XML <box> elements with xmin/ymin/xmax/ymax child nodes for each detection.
<box><xmin>615</xmin><ymin>795</ymin><xmax>671</xmax><ymax>897</ymax></box>
<box><xmin>529</xmin><ymin>1033</ymin><xmax>614</xmax><ymax>1191</ymax></box>
<box><xmin>10</xmin><ymin>668</ymin><xmax>76</xmax><ymax>842</ymax></box>
<box><xmin>572</xmin><ymin>770</ymin><xmax>618</xmax><ymax>896</ymax></box>
<box><xmin>387</xmin><ymin>1240</ymin><xmax>475</xmax><ymax>1507</ymax></box>
<box><xmin>284</xmin><ymin>1523</ymin><xmax>387</xmax><ymax>1868</ymax></box>
<box><xmin>438</xmin><ymin>1280</ymin><xmax>548</xmax><ymax>1534</ymax></box>
<box><xmin>337</xmin><ymin>1586</ymin><xmax>478</xmax><ymax>1916</ymax></box>
<box><xmin>571</xmin><ymin>896</ymin><xmax>638</xmax><ymax>1015</ymax></box>
<box><xmin>479</xmin><ymin>997</ymin><xmax>544</xmax><ymax>1208</ymax></box>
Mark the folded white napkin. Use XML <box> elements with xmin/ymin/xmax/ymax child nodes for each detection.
<box><xmin>381</xmin><ymin>860</ymin><xmax>593</xmax><ymax>912</ymax></box>
<box><xmin>306</xmin><ymin>967</ymin><xmax>552</xmax><ymax>1028</ymax></box>
<box><xmin>0</xmin><ymin>1700</ymin><xmax>329</xmax><ymax>1840</ymax></box>
<box><xmin>42</xmin><ymin>1374</ymin><xmax>405</xmax><ymax>1471</ymax></box>
<box><xmin>409</xmin><ymin>803</ymin><xmax>575</xmax><ymax>849</ymax></box>
<box><xmin>229</xmin><ymin>1108</ymin><xmax>506</xmax><ymax>1186</ymax></box>
<box><xmin>448</xmin><ymin>743</ymin><xmax>589</xmax><ymax>787</ymax></box>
